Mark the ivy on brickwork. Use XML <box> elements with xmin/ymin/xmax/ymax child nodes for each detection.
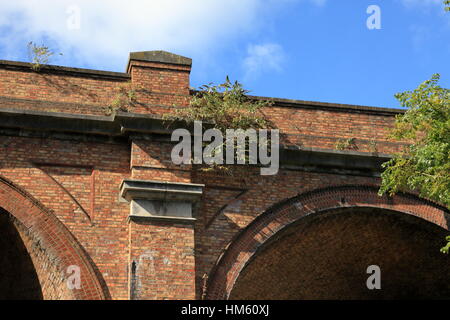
<box><xmin>334</xmin><ymin>137</ymin><xmax>357</xmax><ymax>151</ymax></box>
<box><xmin>378</xmin><ymin>74</ymin><xmax>450</xmax><ymax>253</ymax></box>
<box><xmin>368</xmin><ymin>139</ymin><xmax>379</xmax><ymax>154</ymax></box>
<box><xmin>106</xmin><ymin>82</ymin><xmax>142</xmax><ymax>115</ymax></box>
<box><xmin>27</xmin><ymin>42</ymin><xmax>62</xmax><ymax>72</ymax></box>
<box><xmin>165</xmin><ymin>77</ymin><xmax>273</xmax><ymax>172</ymax></box>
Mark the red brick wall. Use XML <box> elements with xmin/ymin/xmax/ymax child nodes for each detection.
<box><xmin>193</xmin><ymin>168</ymin><xmax>377</xmax><ymax>298</ymax></box>
<box><xmin>0</xmin><ymin>59</ymin><xmax>403</xmax><ymax>154</ymax></box>
<box><xmin>0</xmin><ymin>67</ymin><xmax>126</xmax><ymax>115</ymax></box>
<box><xmin>0</xmin><ymin>137</ymin><xmax>129</xmax><ymax>299</ymax></box>
<box><xmin>0</xmin><ymin>175</ymin><xmax>107</xmax><ymax>300</ymax></box>
<box><xmin>1</xmin><ymin>54</ymin><xmax>441</xmax><ymax>300</ymax></box>
<box><xmin>10</xmin><ymin>214</ymin><xmax>73</xmax><ymax>300</ymax></box>
<box><xmin>129</xmin><ymin>220</ymin><xmax>196</xmax><ymax>300</ymax></box>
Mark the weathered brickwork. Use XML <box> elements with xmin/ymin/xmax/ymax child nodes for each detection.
<box><xmin>0</xmin><ymin>51</ymin><xmax>448</xmax><ymax>300</ymax></box>
<box><xmin>0</xmin><ymin>212</ymin><xmax>73</xmax><ymax>300</ymax></box>
<box><xmin>205</xmin><ymin>185</ymin><xmax>450</xmax><ymax>299</ymax></box>
<box><xmin>0</xmin><ymin>175</ymin><xmax>106</xmax><ymax>299</ymax></box>
<box><xmin>129</xmin><ymin>220</ymin><xmax>196</xmax><ymax>300</ymax></box>
<box><xmin>229</xmin><ymin>207</ymin><xmax>450</xmax><ymax>299</ymax></box>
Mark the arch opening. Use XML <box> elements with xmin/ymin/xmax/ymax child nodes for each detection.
<box><xmin>206</xmin><ymin>185</ymin><xmax>450</xmax><ymax>300</ymax></box>
<box><xmin>0</xmin><ymin>210</ymin><xmax>43</xmax><ymax>300</ymax></box>
<box><xmin>0</xmin><ymin>175</ymin><xmax>108</xmax><ymax>300</ymax></box>
<box><xmin>230</xmin><ymin>207</ymin><xmax>450</xmax><ymax>300</ymax></box>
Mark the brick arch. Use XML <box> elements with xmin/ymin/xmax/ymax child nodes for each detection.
<box><xmin>0</xmin><ymin>175</ymin><xmax>107</xmax><ymax>300</ymax></box>
<box><xmin>205</xmin><ymin>184</ymin><xmax>450</xmax><ymax>300</ymax></box>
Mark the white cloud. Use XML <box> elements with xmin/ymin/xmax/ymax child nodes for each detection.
<box><xmin>0</xmin><ymin>0</ymin><xmax>326</xmax><ymax>71</ymax></box>
<box><xmin>0</xmin><ymin>1</ymin><xmax>250</xmax><ymax>69</ymax></box>
<box><xmin>242</xmin><ymin>43</ymin><xmax>285</xmax><ymax>80</ymax></box>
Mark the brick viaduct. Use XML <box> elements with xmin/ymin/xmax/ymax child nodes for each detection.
<box><xmin>0</xmin><ymin>51</ymin><xmax>448</xmax><ymax>300</ymax></box>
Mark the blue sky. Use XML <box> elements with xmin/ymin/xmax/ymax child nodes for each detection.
<box><xmin>0</xmin><ymin>0</ymin><xmax>449</xmax><ymax>108</ymax></box>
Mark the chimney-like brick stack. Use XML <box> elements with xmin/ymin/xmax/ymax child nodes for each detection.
<box><xmin>126</xmin><ymin>52</ymin><xmax>199</xmax><ymax>300</ymax></box>
<box><xmin>126</xmin><ymin>50</ymin><xmax>192</xmax><ymax>113</ymax></box>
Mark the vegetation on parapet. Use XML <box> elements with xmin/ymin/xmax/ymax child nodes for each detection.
<box><xmin>378</xmin><ymin>74</ymin><xmax>450</xmax><ymax>253</ymax></box>
<box><xmin>165</xmin><ymin>77</ymin><xmax>274</xmax><ymax>172</ymax></box>
<box><xmin>27</xmin><ymin>41</ymin><xmax>62</xmax><ymax>72</ymax></box>
<box><xmin>334</xmin><ymin>138</ymin><xmax>357</xmax><ymax>151</ymax></box>
<box><xmin>168</xmin><ymin>76</ymin><xmax>272</xmax><ymax>132</ymax></box>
